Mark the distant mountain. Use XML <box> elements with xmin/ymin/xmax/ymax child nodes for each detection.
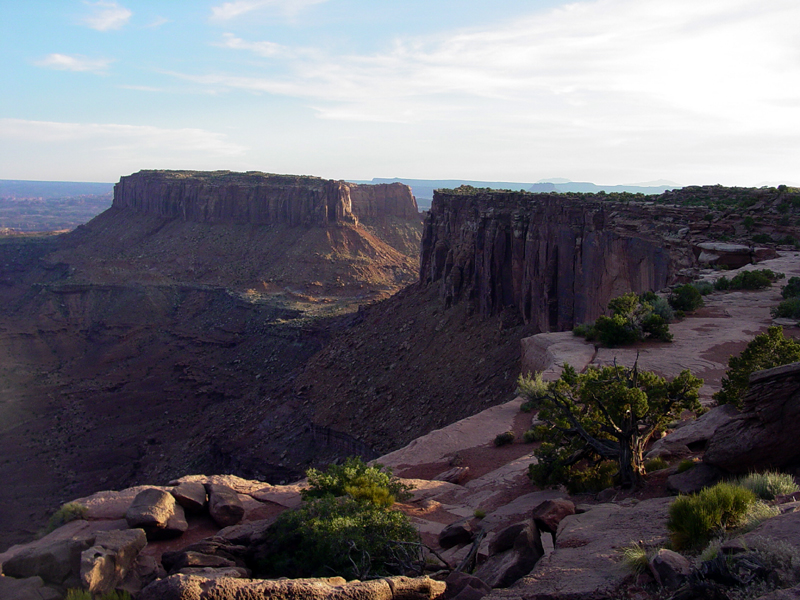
<box><xmin>354</xmin><ymin>178</ymin><xmax>681</xmax><ymax>210</ymax></box>
<box><xmin>0</xmin><ymin>179</ymin><xmax>114</xmax><ymax>199</ymax></box>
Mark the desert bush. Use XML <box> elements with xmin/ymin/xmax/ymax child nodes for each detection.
<box><xmin>518</xmin><ymin>371</ymin><xmax>548</xmax><ymax>412</ymax></box>
<box><xmin>772</xmin><ymin>298</ymin><xmax>800</xmax><ymax>320</ymax></box>
<box><xmin>522</xmin><ymin>428</ymin><xmax>541</xmax><ymax>443</ymax></box>
<box><xmin>677</xmin><ymin>459</ymin><xmax>699</xmax><ymax>473</ymax></box>
<box><xmin>650</xmin><ymin>296</ymin><xmax>675</xmax><ymax>322</ymax></box>
<box><xmin>694</xmin><ymin>281</ymin><xmax>714</xmax><ymax>295</ymax></box>
<box><xmin>752</xmin><ymin>233</ymin><xmax>773</xmax><ymax>244</ymax></box>
<box><xmin>42</xmin><ymin>502</ymin><xmax>87</xmax><ymax>536</ymax></box>
<box><xmin>667</xmin><ymin>482</ymin><xmax>756</xmax><ymax>551</ymax></box>
<box><xmin>258</xmin><ymin>495</ymin><xmax>420</xmax><ymax>580</ymax></box>
<box><xmin>644</xmin><ymin>457</ymin><xmax>669</xmax><ymax>473</ymax></box>
<box><xmin>727</xmin><ymin>269</ymin><xmax>783</xmax><ymax>290</ymax></box>
<box><xmin>742</xmin><ymin>501</ymin><xmax>782</xmax><ymax>531</ymax></box>
<box><xmin>714</xmin><ymin>276</ymin><xmax>731</xmax><ymax>291</ymax></box>
<box><xmin>669</xmin><ymin>284</ymin><xmax>704</xmax><ymax>312</ymax></box>
<box><xmin>473</xmin><ymin>508</ymin><xmax>486</xmax><ymax>519</ymax></box>
<box><xmin>782</xmin><ymin>277</ymin><xmax>800</xmax><ymax>299</ymax></box>
<box><xmin>737</xmin><ymin>471</ymin><xmax>799</xmax><ymax>500</ymax></box>
<box><xmin>572</xmin><ymin>323</ymin><xmax>592</xmax><ymax>337</ymax></box>
<box><xmin>303</xmin><ymin>456</ymin><xmax>411</xmax><ymax>507</ymax></box>
<box><xmin>620</xmin><ymin>542</ymin><xmax>652</xmax><ymax>574</ymax></box>
<box><xmin>714</xmin><ymin>326</ymin><xmax>800</xmax><ymax>408</ymax></box>
<box><xmin>494</xmin><ymin>431</ymin><xmax>515</xmax><ymax>446</ymax></box>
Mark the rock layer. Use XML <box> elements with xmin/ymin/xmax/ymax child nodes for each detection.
<box><xmin>420</xmin><ymin>190</ymin><xmax>698</xmax><ymax>330</ymax></box>
<box><xmin>113</xmin><ymin>170</ymin><xmax>418</xmax><ymax>227</ymax></box>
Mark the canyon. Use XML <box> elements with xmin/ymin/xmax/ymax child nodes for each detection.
<box><xmin>1</xmin><ymin>172</ymin><xmax>799</xmax><ymax>558</ymax></box>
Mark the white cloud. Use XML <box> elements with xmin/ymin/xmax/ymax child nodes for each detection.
<box><xmin>216</xmin><ymin>33</ymin><xmax>288</xmax><ymax>58</ymax></box>
<box><xmin>83</xmin><ymin>1</ymin><xmax>132</xmax><ymax>31</ymax></box>
<box><xmin>146</xmin><ymin>16</ymin><xmax>169</xmax><ymax>28</ymax></box>
<box><xmin>35</xmin><ymin>53</ymin><xmax>113</xmax><ymax>73</ymax></box>
<box><xmin>184</xmin><ymin>0</ymin><xmax>800</xmax><ymax>184</ymax></box>
<box><xmin>0</xmin><ymin>118</ymin><xmax>245</xmax><ymax>156</ymax></box>
<box><xmin>210</xmin><ymin>0</ymin><xmax>327</xmax><ymax>20</ymax></box>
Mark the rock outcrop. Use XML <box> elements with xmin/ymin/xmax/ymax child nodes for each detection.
<box><xmin>113</xmin><ymin>170</ymin><xmax>418</xmax><ymax>228</ymax></box>
<box><xmin>705</xmin><ymin>362</ymin><xmax>800</xmax><ymax>473</ymax></box>
<box><xmin>420</xmin><ymin>189</ymin><xmax>700</xmax><ymax>330</ymax></box>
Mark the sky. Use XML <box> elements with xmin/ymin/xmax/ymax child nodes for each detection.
<box><xmin>1</xmin><ymin>0</ymin><xmax>799</xmax><ymax>186</ymax></box>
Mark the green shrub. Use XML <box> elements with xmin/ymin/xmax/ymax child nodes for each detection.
<box><xmin>257</xmin><ymin>495</ymin><xmax>419</xmax><ymax>580</ymax></box>
<box><xmin>773</xmin><ymin>298</ymin><xmax>800</xmax><ymax>319</ymax></box>
<box><xmin>752</xmin><ymin>233</ymin><xmax>773</xmax><ymax>244</ymax></box>
<box><xmin>742</xmin><ymin>501</ymin><xmax>782</xmax><ymax>531</ymax></box>
<box><xmin>714</xmin><ymin>276</ymin><xmax>731</xmax><ymax>291</ymax></box>
<box><xmin>694</xmin><ymin>281</ymin><xmax>714</xmax><ymax>295</ymax></box>
<box><xmin>518</xmin><ymin>371</ymin><xmax>549</xmax><ymax>412</ymax></box>
<box><xmin>641</xmin><ymin>313</ymin><xmax>673</xmax><ymax>342</ymax></box>
<box><xmin>563</xmin><ymin>461</ymin><xmax>617</xmax><ymax>494</ymax></box>
<box><xmin>474</xmin><ymin>508</ymin><xmax>486</xmax><ymax>519</ymax></box>
<box><xmin>522</xmin><ymin>428</ymin><xmax>540</xmax><ymax>443</ymax></box>
<box><xmin>572</xmin><ymin>323</ymin><xmax>591</xmax><ymax>337</ymax></box>
<box><xmin>728</xmin><ymin>269</ymin><xmax>783</xmax><ymax>291</ymax></box>
<box><xmin>782</xmin><ymin>277</ymin><xmax>800</xmax><ymax>299</ymax></box>
<box><xmin>620</xmin><ymin>542</ymin><xmax>651</xmax><ymax>574</ymax></box>
<box><xmin>648</xmin><ymin>296</ymin><xmax>673</xmax><ymax>321</ymax></box>
<box><xmin>494</xmin><ymin>431</ymin><xmax>515</xmax><ymax>446</ymax></box>
<box><xmin>737</xmin><ymin>471</ymin><xmax>799</xmax><ymax>500</ymax></box>
<box><xmin>42</xmin><ymin>502</ymin><xmax>87</xmax><ymax>536</ymax></box>
<box><xmin>667</xmin><ymin>482</ymin><xmax>756</xmax><ymax>551</ymax></box>
<box><xmin>715</xmin><ymin>326</ymin><xmax>800</xmax><ymax>408</ymax></box>
<box><xmin>669</xmin><ymin>284</ymin><xmax>704</xmax><ymax>312</ymax></box>
<box><xmin>593</xmin><ymin>314</ymin><xmax>639</xmax><ymax>347</ymax></box>
<box><xmin>644</xmin><ymin>457</ymin><xmax>669</xmax><ymax>473</ymax></box>
<box><xmin>303</xmin><ymin>457</ymin><xmax>411</xmax><ymax>506</ymax></box>
<box><xmin>677</xmin><ymin>459</ymin><xmax>698</xmax><ymax>473</ymax></box>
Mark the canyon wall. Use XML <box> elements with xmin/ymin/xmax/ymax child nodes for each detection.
<box><xmin>420</xmin><ymin>190</ymin><xmax>704</xmax><ymax>331</ymax></box>
<box><xmin>113</xmin><ymin>170</ymin><xmax>418</xmax><ymax>227</ymax></box>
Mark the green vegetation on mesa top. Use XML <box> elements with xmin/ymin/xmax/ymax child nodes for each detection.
<box><xmin>135</xmin><ymin>170</ymin><xmax>332</xmax><ymax>187</ymax></box>
<box><xmin>443</xmin><ymin>183</ymin><xmax>800</xmax><ymax>208</ymax></box>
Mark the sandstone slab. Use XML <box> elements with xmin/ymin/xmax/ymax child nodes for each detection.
<box><xmin>206</xmin><ymin>483</ymin><xmax>245</xmax><ymax>527</ymax></box>
<box><xmin>171</xmin><ymin>482</ymin><xmax>207</xmax><ymax>514</ymax></box>
<box><xmin>487</xmin><ymin>498</ymin><xmax>672</xmax><ymax>600</ymax></box>
<box><xmin>705</xmin><ymin>362</ymin><xmax>800</xmax><ymax>473</ymax></box>
<box><xmin>646</xmin><ymin>404</ymin><xmax>739</xmax><ymax>459</ymax></box>
<box><xmin>80</xmin><ymin>528</ymin><xmax>146</xmax><ymax>595</ymax></box>
<box><xmin>0</xmin><ymin>575</ymin><xmax>61</xmax><ymax>600</ymax></box>
<box><xmin>125</xmin><ymin>488</ymin><xmax>177</xmax><ymax>533</ymax></box>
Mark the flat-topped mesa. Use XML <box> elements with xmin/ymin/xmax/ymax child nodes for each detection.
<box><xmin>420</xmin><ymin>188</ymin><xmax>701</xmax><ymax>332</ymax></box>
<box><xmin>113</xmin><ymin>170</ymin><xmax>418</xmax><ymax>227</ymax></box>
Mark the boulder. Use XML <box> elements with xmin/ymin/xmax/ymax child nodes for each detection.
<box><xmin>80</xmin><ymin>528</ymin><xmax>147</xmax><ymax>595</ymax></box>
<box><xmin>474</xmin><ymin>521</ymin><xmax>544</xmax><ymax>588</ymax></box>
<box><xmin>0</xmin><ymin>575</ymin><xmax>61</xmax><ymax>600</ymax></box>
<box><xmin>705</xmin><ymin>363</ymin><xmax>800</xmax><ymax>473</ymax></box>
<box><xmin>694</xmin><ymin>242</ymin><xmax>753</xmax><ymax>268</ymax></box>
<box><xmin>531</xmin><ymin>499</ymin><xmax>576</xmax><ymax>538</ymax></box>
<box><xmin>168</xmin><ymin>551</ymin><xmax>238</xmax><ymax>574</ymax></box>
<box><xmin>439</xmin><ymin>519</ymin><xmax>475</xmax><ymax>549</ymax></box>
<box><xmin>434</xmin><ymin>467</ymin><xmax>470</xmax><ymax>485</ymax></box>
<box><xmin>125</xmin><ymin>488</ymin><xmax>178</xmax><ymax>536</ymax></box>
<box><xmin>667</xmin><ymin>463</ymin><xmax>723</xmax><ymax>494</ymax></box>
<box><xmin>442</xmin><ymin>571</ymin><xmax>492</xmax><ymax>600</ymax></box>
<box><xmin>139</xmin><ymin>574</ymin><xmax>445</xmax><ymax>600</ymax></box>
<box><xmin>649</xmin><ymin>548</ymin><xmax>692</xmax><ymax>589</ymax></box>
<box><xmin>206</xmin><ymin>483</ymin><xmax>245</xmax><ymax>527</ymax></box>
<box><xmin>646</xmin><ymin>404</ymin><xmax>739</xmax><ymax>459</ymax></box>
<box><xmin>756</xmin><ymin>586</ymin><xmax>800</xmax><ymax>600</ymax></box>
<box><xmin>171</xmin><ymin>482</ymin><xmax>207</xmax><ymax>514</ymax></box>
<box><xmin>1</xmin><ymin>536</ymin><xmax>93</xmax><ymax>588</ymax></box>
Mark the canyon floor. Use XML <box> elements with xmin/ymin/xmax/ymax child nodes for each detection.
<box><xmin>0</xmin><ymin>252</ymin><xmax>800</xmax><ymax>598</ymax></box>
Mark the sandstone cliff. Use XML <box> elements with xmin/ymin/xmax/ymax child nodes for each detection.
<box><xmin>113</xmin><ymin>170</ymin><xmax>419</xmax><ymax>228</ymax></box>
<box><xmin>419</xmin><ymin>189</ymin><xmax>707</xmax><ymax>330</ymax></box>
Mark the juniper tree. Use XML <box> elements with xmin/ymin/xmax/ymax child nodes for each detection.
<box><xmin>519</xmin><ymin>362</ymin><xmax>702</xmax><ymax>488</ymax></box>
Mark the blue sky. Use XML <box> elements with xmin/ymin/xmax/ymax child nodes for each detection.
<box><xmin>1</xmin><ymin>0</ymin><xmax>799</xmax><ymax>186</ymax></box>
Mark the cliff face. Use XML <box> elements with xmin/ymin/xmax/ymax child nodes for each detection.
<box><xmin>113</xmin><ymin>170</ymin><xmax>418</xmax><ymax>227</ymax></box>
<box><xmin>420</xmin><ymin>190</ymin><xmax>701</xmax><ymax>331</ymax></box>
